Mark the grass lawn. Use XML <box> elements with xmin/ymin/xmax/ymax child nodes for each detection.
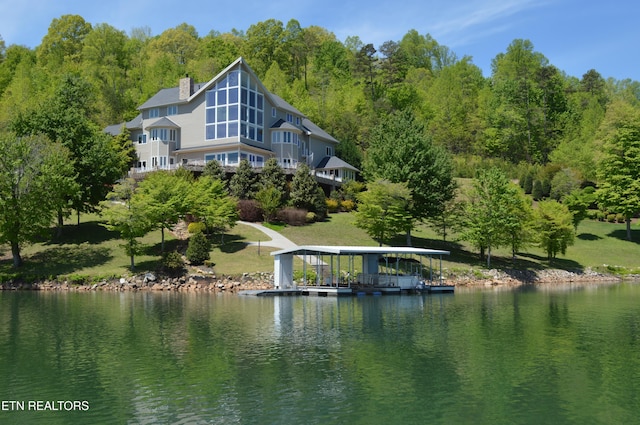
<box><xmin>282</xmin><ymin>212</ymin><xmax>640</xmax><ymax>274</ymax></box>
<box><xmin>0</xmin><ymin>216</ymin><xmax>277</xmax><ymax>280</ymax></box>
<box><xmin>0</xmin><ymin>211</ymin><xmax>638</xmax><ymax>281</ymax></box>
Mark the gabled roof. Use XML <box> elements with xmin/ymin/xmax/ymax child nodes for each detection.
<box><xmin>315</xmin><ymin>156</ymin><xmax>359</xmax><ymax>171</ymax></box>
<box><xmin>145</xmin><ymin>117</ymin><xmax>179</xmax><ymax>129</ymax></box>
<box><xmin>270</xmin><ymin>118</ymin><xmax>300</xmax><ymax>131</ymax></box>
<box><xmin>138</xmin><ymin>83</ymin><xmax>207</xmax><ymax>110</ymax></box>
<box><xmin>103</xmin><ymin>114</ymin><xmax>142</xmax><ymax>136</ymax></box>
<box><xmin>133</xmin><ymin>57</ymin><xmax>340</xmax><ymax>145</ymax></box>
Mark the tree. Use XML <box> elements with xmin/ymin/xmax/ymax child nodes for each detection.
<box><xmin>229</xmin><ymin>159</ymin><xmax>257</xmax><ymax>200</ymax></box>
<box><xmin>135</xmin><ymin>171</ymin><xmax>189</xmax><ymax>253</ymax></box>
<box><xmin>101</xmin><ymin>178</ymin><xmax>151</xmax><ymax>270</ymax></box>
<box><xmin>187</xmin><ymin>176</ymin><xmax>238</xmax><ymax>236</ymax></box>
<box><xmin>461</xmin><ymin>168</ymin><xmax>529</xmax><ymax>267</ymax></box>
<box><xmin>37</xmin><ymin>14</ymin><xmax>91</xmax><ymax>67</ymax></box>
<box><xmin>595</xmin><ymin>100</ymin><xmax>640</xmax><ymax>240</ymax></box>
<box><xmin>563</xmin><ymin>187</ymin><xmax>596</xmax><ymax>229</ymax></box>
<box><xmin>0</xmin><ymin>133</ymin><xmax>75</xmax><ymax>267</ymax></box>
<box><xmin>484</xmin><ymin>39</ymin><xmax>566</xmax><ymax>163</ymax></box>
<box><xmin>258</xmin><ymin>157</ymin><xmax>287</xmax><ymax>195</ymax></box>
<box><xmin>202</xmin><ymin>159</ymin><xmax>226</xmax><ymax>182</ymax></box>
<box><xmin>186</xmin><ymin>231</ymin><xmax>211</xmax><ymax>266</ymax></box>
<box><xmin>353</xmin><ymin>180</ymin><xmax>413</xmax><ymax>246</ymax></box>
<box><xmin>255</xmin><ymin>186</ymin><xmax>282</xmax><ymax>223</ymax></box>
<box><xmin>12</xmin><ymin>74</ymin><xmax>129</xmax><ymax>226</ymax></box>
<box><xmin>534</xmin><ymin>200</ymin><xmax>575</xmax><ymax>261</ymax></box>
<box><xmin>363</xmin><ymin>109</ymin><xmax>456</xmax><ymax>244</ymax></box>
<box><xmin>503</xmin><ymin>183</ymin><xmax>535</xmax><ymax>259</ymax></box>
<box><xmin>290</xmin><ymin>164</ymin><xmax>326</xmax><ymax>218</ymax></box>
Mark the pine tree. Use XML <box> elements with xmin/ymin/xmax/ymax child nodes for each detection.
<box><xmin>229</xmin><ymin>159</ymin><xmax>257</xmax><ymax>200</ymax></box>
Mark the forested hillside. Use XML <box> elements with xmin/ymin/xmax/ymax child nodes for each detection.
<box><xmin>1</xmin><ymin>14</ymin><xmax>640</xmax><ymax>272</ymax></box>
<box><xmin>1</xmin><ymin>14</ymin><xmax>639</xmax><ymax>179</ymax></box>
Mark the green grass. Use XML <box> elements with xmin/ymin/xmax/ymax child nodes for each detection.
<box><xmin>283</xmin><ymin>212</ymin><xmax>640</xmax><ymax>274</ymax></box>
<box><xmin>1</xmin><ymin>212</ymin><xmax>639</xmax><ymax>282</ymax></box>
<box><xmin>0</xmin><ymin>217</ymin><xmax>275</xmax><ymax>280</ymax></box>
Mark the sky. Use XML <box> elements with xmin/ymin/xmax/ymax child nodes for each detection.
<box><xmin>1</xmin><ymin>0</ymin><xmax>638</xmax><ymax>81</ymax></box>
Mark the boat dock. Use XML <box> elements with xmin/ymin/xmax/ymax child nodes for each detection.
<box><xmin>252</xmin><ymin>245</ymin><xmax>455</xmax><ymax>296</ymax></box>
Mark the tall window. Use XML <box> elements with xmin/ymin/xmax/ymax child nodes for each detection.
<box><xmin>149</xmin><ymin>108</ymin><xmax>159</xmax><ymax>118</ymax></box>
<box><xmin>205</xmin><ymin>69</ymin><xmax>263</xmax><ymax>142</ymax></box>
<box><xmin>167</xmin><ymin>105</ymin><xmax>177</xmax><ymax>115</ymax></box>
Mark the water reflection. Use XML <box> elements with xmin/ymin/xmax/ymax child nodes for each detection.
<box><xmin>0</xmin><ymin>284</ymin><xmax>639</xmax><ymax>424</ymax></box>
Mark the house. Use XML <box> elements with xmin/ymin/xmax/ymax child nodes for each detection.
<box><xmin>105</xmin><ymin>57</ymin><xmax>358</xmax><ymax>185</ymax></box>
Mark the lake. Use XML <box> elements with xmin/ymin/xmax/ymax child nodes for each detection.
<box><xmin>1</xmin><ymin>283</ymin><xmax>639</xmax><ymax>424</ymax></box>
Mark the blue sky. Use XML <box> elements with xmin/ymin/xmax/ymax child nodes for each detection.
<box><xmin>1</xmin><ymin>0</ymin><xmax>638</xmax><ymax>81</ymax></box>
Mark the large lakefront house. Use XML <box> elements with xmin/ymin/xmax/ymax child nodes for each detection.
<box><xmin>106</xmin><ymin>57</ymin><xmax>358</xmax><ymax>185</ymax></box>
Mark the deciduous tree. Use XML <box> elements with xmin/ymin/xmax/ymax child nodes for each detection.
<box><xmin>0</xmin><ymin>133</ymin><xmax>76</xmax><ymax>267</ymax></box>
<box><xmin>135</xmin><ymin>170</ymin><xmax>189</xmax><ymax>253</ymax></box>
<box><xmin>595</xmin><ymin>100</ymin><xmax>640</xmax><ymax>240</ymax></box>
<box><xmin>100</xmin><ymin>178</ymin><xmax>151</xmax><ymax>270</ymax></box>
<box><xmin>353</xmin><ymin>179</ymin><xmax>413</xmax><ymax>246</ymax></box>
<box><xmin>534</xmin><ymin>200</ymin><xmax>575</xmax><ymax>261</ymax></box>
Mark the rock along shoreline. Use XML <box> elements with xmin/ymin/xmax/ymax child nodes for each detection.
<box><xmin>1</xmin><ymin>268</ymin><xmax>636</xmax><ymax>293</ymax></box>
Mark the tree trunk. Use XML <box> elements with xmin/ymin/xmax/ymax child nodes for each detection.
<box><xmin>56</xmin><ymin>210</ymin><xmax>64</xmax><ymax>238</ymax></box>
<box><xmin>161</xmin><ymin>227</ymin><xmax>165</xmax><ymax>253</ymax></box>
<box><xmin>130</xmin><ymin>255</ymin><xmax>135</xmax><ymax>270</ymax></box>
<box><xmin>11</xmin><ymin>241</ymin><xmax>22</xmax><ymax>268</ymax></box>
<box><xmin>627</xmin><ymin>217</ymin><xmax>632</xmax><ymax>241</ymax></box>
<box><xmin>405</xmin><ymin>229</ymin><xmax>412</xmax><ymax>247</ymax></box>
<box><xmin>77</xmin><ymin>210</ymin><xmax>81</xmax><ymax>226</ymax></box>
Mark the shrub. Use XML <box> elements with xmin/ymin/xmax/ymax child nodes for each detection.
<box><xmin>186</xmin><ymin>232</ymin><xmax>211</xmax><ymax>265</ymax></box>
<box><xmin>306</xmin><ymin>212</ymin><xmax>317</xmax><ymax>223</ymax></box>
<box><xmin>340</xmin><ymin>199</ymin><xmax>356</xmax><ymax>212</ymax></box>
<box><xmin>277</xmin><ymin>207</ymin><xmax>307</xmax><ymax>226</ymax></box>
<box><xmin>326</xmin><ymin>199</ymin><xmax>340</xmax><ymax>213</ymax></box>
<box><xmin>293</xmin><ymin>269</ymin><xmax>318</xmax><ymax>284</ymax></box>
<box><xmin>607</xmin><ymin>214</ymin><xmax>617</xmax><ymax>223</ymax></box>
<box><xmin>161</xmin><ymin>251</ymin><xmax>185</xmax><ymax>275</ymax></box>
<box><xmin>237</xmin><ymin>199</ymin><xmax>263</xmax><ymax>222</ymax></box>
<box><xmin>616</xmin><ymin>213</ymin><xmax>625</xmax><ymax>223</ymax></box>
<box><xmin>187</xmin><ymin>221</ymin><xmax>206</xmax><ymax>234</ymax></box>
<box><xmin>597</xmin><ymin>211</ymin><xmax>606</xmax><ymax>221</ymax></box>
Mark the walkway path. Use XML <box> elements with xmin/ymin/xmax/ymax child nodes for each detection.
<box><xmin>239</xmin><ymin>221</ymin><xmax>298</xmax><ymax>250</ymax></box>
<box><xmin>239</xmin><ymin>221</ymin><xmax>325</xmax><ymax>267</ymax></box>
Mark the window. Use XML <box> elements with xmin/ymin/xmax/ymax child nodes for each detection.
<box><xmin>149</xmin><ymin>108</ymin><xmax>159</xmax><ymax>118</ymax></box>
<box><xmin>159</xmin><ymin>129</ymin><xmax>168</xmax><ymax>140</ymax></box>
<box><xmin>272</xmin><ymin>107</ymin><xmax>276</xmax><ymax>118</ymax></box>
<box><xmin>169</xmin><ymin>129</ymin><xmax>177</xmax><ymax>141</ymax></box>
<box><xmin>151</xmin><ymin>129</ymin><xmax>159</xmax><ymax>140</ymax></box>
<box><xmin>137</xmin><ymin>134</ymin><xmax>147</xmax><ymax>144</ymax></box>
<box><xmin>167</xmin><ymin>105</ymin><xmax>177</xmax><ymax>115</ymax></box>
<box><xmin>286</xmin><ymin>113</ymin><xmax>293</xmax><ymax>123</ymax></box>
<box><xmin>272</xmin><ymin>131</ymin><xmax>299</xmax><ymax>145</ymax></box>
<box><xmin>205</xmin><ymin>69</ymin><xmax>263</xmax><ymax>143</ymax></box>
<box><xmin>296</xmin><ymin>117</ymin><xmax>300</xmax><ymax>125</ymax></box>
<box><xmin>326</xmin><ymin>146</ymin><xmax>333</xmax><ymax>156</ymax></box>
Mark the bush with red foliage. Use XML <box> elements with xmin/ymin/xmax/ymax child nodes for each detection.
<box><xmin>237</xmin><ymin>199</ymin><xmax>263</xmax><ymax>222</ymax></box>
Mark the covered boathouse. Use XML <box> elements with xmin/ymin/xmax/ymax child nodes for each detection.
<box><xmin>270</xmin><ymin>246</ymin><xmax>451</xmax><ymax>296</ymax></box>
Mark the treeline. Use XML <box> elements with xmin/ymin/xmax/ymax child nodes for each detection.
<box><xmin>1</xmin><ymin>15</ymin><xmax>639</xmax><ymax>177</ymax></box>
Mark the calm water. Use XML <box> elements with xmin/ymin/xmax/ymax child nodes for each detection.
<box><xmin>1</xmin><ymin>284</ymin><xmax>639</xmax><ymax>424</ymax></box>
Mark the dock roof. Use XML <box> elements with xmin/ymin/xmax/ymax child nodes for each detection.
<box><xmin>271</xmin><ymin>246</ymin><xmax>450</xmax><ymax>257</ymax></box>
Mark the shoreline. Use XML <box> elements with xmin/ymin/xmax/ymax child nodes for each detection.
<box><xmin>1</xmin><ymin>268</ymin><xmax>637</xmax><ymax>293</ymax></box>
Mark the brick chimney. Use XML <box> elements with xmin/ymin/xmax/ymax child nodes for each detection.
<box><xmin>179</xmin><ymin>74</ymin><xmax>193</xmax><ymax>100</ymax></box>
